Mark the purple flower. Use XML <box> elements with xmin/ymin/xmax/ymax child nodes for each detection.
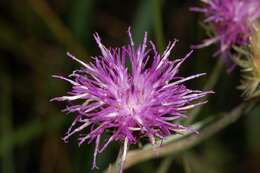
<box><xmin>192</xmin><ymin>0</ymin><xmax>260</xmax><ymax>56</ymax></box>
<box><xmin>52</xmin><ymin>29</ymin><xmax>212</xmax><ymax>172</ymax></box>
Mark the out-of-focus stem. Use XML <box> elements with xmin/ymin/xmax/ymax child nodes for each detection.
<box><xmin>0</xmin><ymin>69</ymin><xmax>14</xmax><ymax>173</ymax></box>
<box><xmin>156</xmin><ymin>155</ymin><xmax>175</xmax><ymax>173</ymax></box>
<box><xmin>105</xmin><ymin>100</ymin><xmax>256</xmax><ymax>173</ymax></box>
<box><xmin>152</xmin><ymin>0</ymin><xmax>165</xmax><ymax>53</ymax></box>
<box><xmin>182</xmin><ymin>154</ymin><xmax>192</xmax><ymax>173</ymax></box>
<box><xmin>0</xmin><ymin>113</ymin><xmax>65</xmax><ymax>157</ymax></box>
<box><xmin>27</xmin><ymin>0</ymin><xmax>88</xmax><ymax>58</ymax></box>
<box><xmin>187</xmin><ymin>59</ymin><xmax>224</xmax><ymax>124</ymax></box>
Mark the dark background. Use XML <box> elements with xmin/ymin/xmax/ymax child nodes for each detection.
<box><xmin>0</xmin><ymin>0</ymin><xmax>260</xmax><ymax>173</ymax></box>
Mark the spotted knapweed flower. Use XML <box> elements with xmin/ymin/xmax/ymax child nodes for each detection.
<box><xmin>51</xmin><ymin>29</ymin><xmax>212</xmax><ymax>172</ymax></box>
<box><xmin>191</xmin><ymin>0</ymin><xmax>260</xmax><ymax>57</ymax></box>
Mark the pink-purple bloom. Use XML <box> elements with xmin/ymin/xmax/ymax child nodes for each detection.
<box><xmin>52</xmin><ymin>29</ymin><xmax>212</xmax><ymax>172</ymax></box>
<box><xmin>192</xmin><ymin>0</ymin><xmax>260</xmax><ymax>56</ymax></box>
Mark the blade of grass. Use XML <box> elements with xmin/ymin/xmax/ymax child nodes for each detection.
<box><xmin>152</xmin><ymin>0</ymin><xmax>165</xmax><ymax>53</ymax></box>
<box><xmin>187</xmin><ymin>59</ymin><xmax>224</xmax><ymax>124</ymax></box>
<box><xmin>68</xmin><ymin>0</ymin><xmax>95</xmax><ymax>46</ymax></box>
<box><xmin>0</xmin><ymin>65</ymin><xmax>14</xmax><ymax>173</ymax></box>
<box><xmin>156</xmin><ymin>155</ymin><xmax>175</xmax><ymax>173</ymax></box>
<box><xmin>182</xmin><ymin>154</ymin><xmax>192</xmax><ymax>173</ymax></box>
<box><xmin>27</xmin><ymin>0</ymin><xmax>88</xmax><ymax>58</ymax></box>
<box><xmin>0</xmin><ymin>113</ymin><xmax>66</xmax><ymax>157</ymax></box>
<box><xmin>132</xmin><ymin>0</ymin><xmax>153</xmax><ymax>43</ymax></box>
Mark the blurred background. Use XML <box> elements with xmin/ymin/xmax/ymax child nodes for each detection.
<box><xmin>0</xmin><ymin>0</ymin><xmax>260</xmax><ymax>173</ymax></box>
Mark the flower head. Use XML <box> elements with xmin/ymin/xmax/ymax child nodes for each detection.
<box><xmin>237</xmin><ymin>24</ymin><xmax>260</xmax><ymax>98</ymax></box>
<box><xmin>52</xmin><ymin>29</ymin><xmax>212</xmax><ymax>172</ymax></box>
<box><xmin>192</xmin><ymin>0</ymin><xmax>260</xmax><ymax>56</ymax></box>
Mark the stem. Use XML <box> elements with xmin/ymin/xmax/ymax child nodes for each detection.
<box><xmin>182</xmin><ymin>154</ymin><xmax>192</xmax><ymax>173</ymax></box>
<box><xmin>119</xmin><ymin>138</ymin><xmax>129</xmax><ymax>173</ymax></box>
<box><xmin>152</xmin><ymin>0</ymin><xmax>165</xmax><ymax>53</ymax></box>
<box><xmin>0</xmin><ymin>69</ymin><xmax>14</xmax><ymax>173</ymax></box>
<box><xmin>156</xmin><ymin>155</ymin><xmax>175</xmax><ymax>173</ymax></box>
<box><xmin>27</xmin><ymin>0</ymin><xmax>88</xmax><ymax>58</ymax></box>
<box><xmin>104</xmin><ymin>100</ymin><xmax>256</xmax><ymax>173</ymax></box>
<box><xmin>0</xmin><ymin>114</ymin><xmax>65</xmax><ymax>156</ymax></box>
<box><xmin>187</xmin><ymin>59</ymin><xmax>224</xmax><ymax>124</ymax></box>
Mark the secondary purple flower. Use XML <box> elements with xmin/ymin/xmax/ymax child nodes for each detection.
<box><xmin>52</xmin><ymin>29</ymin><xmax>212</xmax><ymax>172</ymax></box>
<box><xmin>192</xmin><ymin>0</ymin><xmax>260</xmax><ymax>56</ymax></box>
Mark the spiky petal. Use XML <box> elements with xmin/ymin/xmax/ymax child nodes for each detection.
<box><xmin>52</xmin><ymin>29</ymin><xmax>212</xmax><ymax>172</ymax></box>
<box><xmin>192</xmin><ymin>0</ymin><xmax>260</xmax><ymax>57</ymax></box>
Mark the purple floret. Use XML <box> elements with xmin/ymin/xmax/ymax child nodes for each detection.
<box><xmin>52</xmin><ymin>29</ymin><xmax>212</xmax><ymax>172</ymax></box>
<box><xmin>192</xmin><ymin>0</ymin><xmax>260</xmax><ymax>56</ymax></box>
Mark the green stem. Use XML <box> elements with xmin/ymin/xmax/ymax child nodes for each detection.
<box><xmin>27</xmin><ymin>0</ymin><xmax>88</xmax><ymax>58</ymax></box>
<box><xmin>152</xmin><ymin>0</ymin><xmax>165</xmax><ymax>53</ymax></box>
<box><xmin>187</xmin><ymin>59</ymin><xmax>224</xmax><ymax>124</ymax></box>
<box><xmin>0</xmin><ymin>114</ymin><xmax>65</xmax><ymax>157</ymax></box>
<box><xmin>133</xmin><ymin>0</ymin><xmax>153</xmax><ymax>43</ymax></box>
<box><xmin>156</xmin><ymin>155</ymin><xmax>175</xmax><ymax>173</ymax></box>
<box><xmin>0</xmin><ymin>68</ymin><xmax>14</xmax><ymax>173</ymax></box>
<box><xmin>182</xmin><ymin>154</ymin><xmax>192</xmax><ymax>173</ymax></box>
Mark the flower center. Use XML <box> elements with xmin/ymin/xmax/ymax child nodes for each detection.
<box><xmin>126</xmin><ymin>96</ymin><xmax>139</xmax><ymax>115</ymax></box>
<box><xmin>118</xmin><ymin>87</ymin><xmax>145</xmax><ymax>117</ymax></box>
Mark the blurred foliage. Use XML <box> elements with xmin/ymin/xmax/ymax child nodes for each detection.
<box><xmin>0</xmin><ymin>0</ymin><xmax>259</xmax><ymax>173</ymax></box>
